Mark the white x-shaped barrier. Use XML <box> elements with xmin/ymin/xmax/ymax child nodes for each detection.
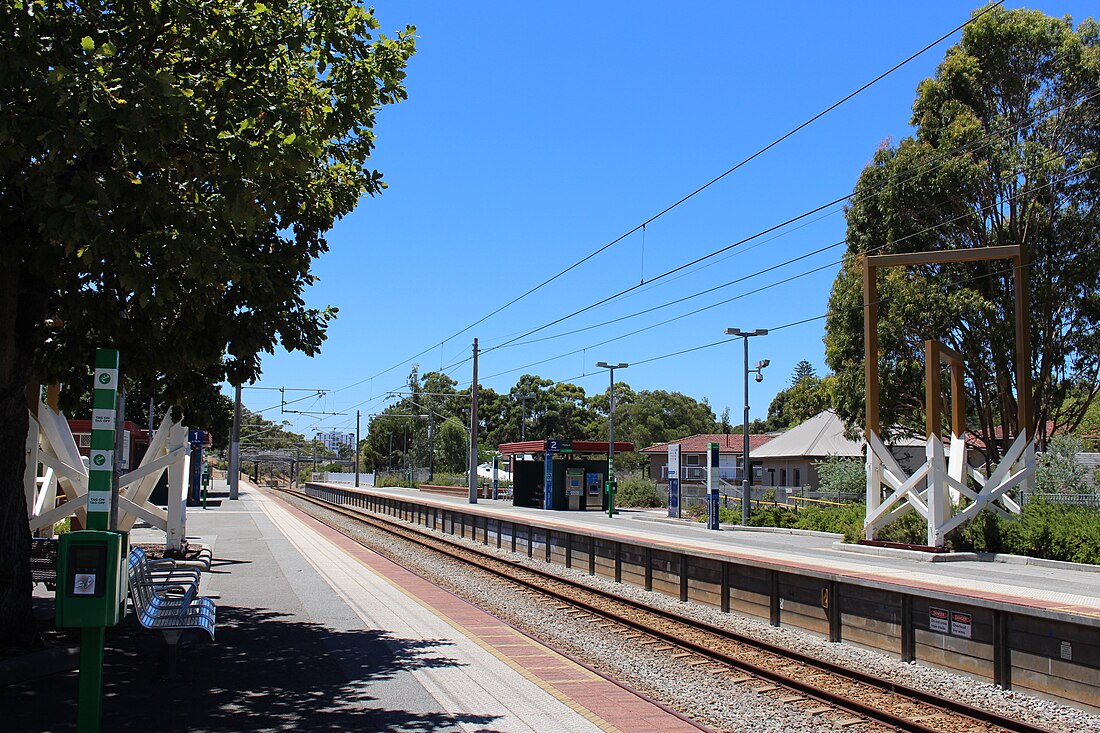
<box><xmin>26</xmin><ymin>404</ymin><xmax>192</xmax><ymax>552</ymax></box>
<box><xmin>864</xmin><ymin>430</ymin><xmax>1033</xmax><ymax>547</ymax></box>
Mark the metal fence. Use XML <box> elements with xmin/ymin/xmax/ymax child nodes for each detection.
<box><xmin>374</xmin><ymin>468</ymin><xmax>430</xmax><ymax>485</ymax></box>
<box><xmin>311</xmin><ymin>471</ymin><xmax>375</xmax><ymax>485</ymax></box>
<box><xmin>1019</xmin><ymin>492</ymin><xmax>1100</xmax><ymax>507</ymax></box>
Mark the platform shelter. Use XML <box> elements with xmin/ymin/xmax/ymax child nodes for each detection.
<box><xmin>498</xmin><ymin>440</ymin><xmax>634</xmax><ymax>511</ymax></box>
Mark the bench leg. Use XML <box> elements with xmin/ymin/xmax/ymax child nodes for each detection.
<box><xmin>160</xmin><ymin>630</ymin><xmax>183</xmax><ymax>680</ymax></box>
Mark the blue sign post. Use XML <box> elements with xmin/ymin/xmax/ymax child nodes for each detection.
<box><xmin>706</xmin><ymin>442</ymin><xmax>721</xmax><ymax>530</ymax></box>
<box><xmin>667</xmin><ymin>443</ymin><xmax>681</xmax><ymax>518</ymax></box>
<box><xmin>188</xmin><ymin>430</ymin><xmax>204</xmax><ymax>507</ymax></box>
<box><xmin>542</xmin><ymin>441</ymin><xmax>556</xmax><ymax>510</ymax></box>
<box><xmin>492</xmin><ymin>455</ymin><xmax>499</xmax><ymax>500</ymax></box>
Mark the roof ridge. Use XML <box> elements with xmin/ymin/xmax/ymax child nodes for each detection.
<box><xmin>806</xmin><ymin>411</ymin><xmax>833</xmax><ymax>453</ymax></box>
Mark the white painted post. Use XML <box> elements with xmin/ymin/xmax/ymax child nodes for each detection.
<box><xmin>926</xmin><ymin>436</ymin><xmax>948</xmax><ymax>547</ymax></box>
<box><xmin>864</xmin><ymin>441</ymin><xmax>881</xmax><ymax>540</ymax></box>
<box><xmin>166</xmin><ymin>423</ymin><xmax>189</xmax><ymax>553</ymax></box>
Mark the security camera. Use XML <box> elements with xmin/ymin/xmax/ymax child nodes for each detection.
<box><xmin>755</xmin><ymin>373</ymin><xmax>764</xmax><ymax>383</ymax></box>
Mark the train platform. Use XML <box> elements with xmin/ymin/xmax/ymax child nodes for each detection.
<box><xmin>4</xmin><ymin>480</ymin><xmax>706</xmax><ymax>733</ymax></box>
<box><xmin>357</xmin><ymin>485</ymin><xmax>1100</xmax><ymax>623</ymax></box>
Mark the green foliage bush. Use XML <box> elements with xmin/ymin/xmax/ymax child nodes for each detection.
<box><xmin>795</xmin><ymin>503</ymin><xmax>865</xmax><ymax>542</ymax></box>
<box><xmin>1035</xmin><ymin>434</ymin><xmax>1092</xmax><ymax>494</ymax></box>
<box><xmin>813</xmin><ymin>456</ymin><xmax>866</xmax><ymax>499</ymax></box>
<box><xmin>616</xmin><ymin>475</ymin><xmax>664</xmax><ymax>508</ymax></box>
<box><xmin>954</xmin><ymin>502</ymin><xmax>1100</xmax><ymax>564</ymax></box>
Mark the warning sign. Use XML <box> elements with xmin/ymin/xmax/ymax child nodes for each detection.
<box><xmin>929</xmin><ymin>606</ymin><xmax>949</xmax><ymax>634</ymax></box>
<box><xmin>950</xmin><ymin>611</ymin><xmax>973</xmax><ymax>639</ymax></box>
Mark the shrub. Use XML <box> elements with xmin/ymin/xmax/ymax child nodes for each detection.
<box><xmin>1035</xmin><ymin>434</ymin><xmax>1092</xmax><ymax>494</ymax></box>
<box><xmin>750</xmin><ymin>505</ymin><xmax>799</xmax><ymax>528</ymax></box>
<box><xmin>951</xmin><ymin>501</ymin><xmax>1100</xmax><ymax>565</ymax></box>
<box><xmin>875</xmin><ymin>508</ymin><xmax>928</xmax><ymax>545</ymax></box>
<box><xmin>814</xmin><ymin>456</ymin><xmax>866</xmax><ymax>500</ymax></box>
<box><xmin>795</xmin><ymin>503</ymin><xmax>865</xmax><ymax>542</ymax></box>
<box><xmin>616</xmin><ymin>475</ymin><xmax>663</xmax><ymax>508</ymax></box>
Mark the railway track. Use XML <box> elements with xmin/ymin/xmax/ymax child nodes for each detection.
<box><xmin>282</xmin><ymin>488</ymin><xmax>1053</xmax><ymax>733</ymax></box>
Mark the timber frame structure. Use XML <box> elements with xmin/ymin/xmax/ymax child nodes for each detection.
<box><xmin>26</xmin><ymin>387</ymin><xmax>193</xmax><ymax>552</ymax></box>
<box><xmin>862</xmin><ymin>245</ymin><xmax>1034</xmax><ymax>547</ymax></box>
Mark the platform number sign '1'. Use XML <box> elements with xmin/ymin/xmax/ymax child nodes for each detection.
<box><xmin>88</xmin><ymin>348</ymin><xmax>120</xmax><ymax>530</ymax></box>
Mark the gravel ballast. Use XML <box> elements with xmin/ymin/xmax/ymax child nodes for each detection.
<box><xmin>284</xmin><ymin>492</ymin><xmax>1100</xmax><ymax>733</ymax></box>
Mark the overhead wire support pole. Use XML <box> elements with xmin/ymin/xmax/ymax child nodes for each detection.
<box><xmin>469</xmin><ymin>338</ymin><xmax>479</xmax><ymax>504</ymax></box>
<box><xmin>230</xmin><ymin>384</ymin><xmax>241</xmax><ymax>500</ymax></box>
<box><xmin>355</xmin><ymin>410</ymin><xmax>360</xmax><ymax>488</ymax></box>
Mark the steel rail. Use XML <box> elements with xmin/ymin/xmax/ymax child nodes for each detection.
<box><xmin>287</xmin><ymin>488</ymin><xmax>1055</xmax><ymax>733</ymax></box>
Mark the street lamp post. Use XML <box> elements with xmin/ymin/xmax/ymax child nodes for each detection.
<box><xmin>724</xmin><ymin>329</ymin><xmax>769</xmax><ymax>527</ymax></box>
<box><xmin>596</xmin><ymin>361</ymin><xmax>628</xmax><ymax>518</ymax></box>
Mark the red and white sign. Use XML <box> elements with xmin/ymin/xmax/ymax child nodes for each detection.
<box><xmin>929</xmin><ymin>606</ymin><xmax>949</xmax><ymax>634</ymax></box>
<box><xmin>950</xmin><ymin>611</ymin><xmax>973</xmax><ymax>639</ymax></box>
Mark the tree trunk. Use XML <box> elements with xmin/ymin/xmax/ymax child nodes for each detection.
<box><xmin>0</xmin><ymin>257</ymin><xmax>47</xmax><ymax>649</ymax></box>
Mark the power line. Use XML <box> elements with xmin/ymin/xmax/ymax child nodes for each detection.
<box><xmin>468</xmin><ymin>83</ymin><xmax>1098</xmax><ymax>360</ymax></box>
<box><xmin>327</xmin><ymin>2</ymin><xmax>1004</xmax><ymax>394</ymax></box>
<box><xmin>456</xmin><ymin>158</ymin><xmax>1099</xmax><ymax>388</ymax></box>
<box><xmin>322</xmin><ymin>41</ymin><xmax>1097</xmax><ymax>421</ymax></box>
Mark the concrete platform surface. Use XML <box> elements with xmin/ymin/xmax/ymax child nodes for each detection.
<box><xmin>4</xmin><ymin>481</ymin><xmax>705</xmax><ymax>733</ymax></box>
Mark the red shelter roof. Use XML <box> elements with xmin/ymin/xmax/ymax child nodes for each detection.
<box><xmin>499</xmin><ymin>440</ymin><xmax>634</xmax><ymax>455</ymax></box>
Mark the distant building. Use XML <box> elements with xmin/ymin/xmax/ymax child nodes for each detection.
<box><xmin>319</xmin><ymin>430</ymin><xmax>355</xmax><ymax>453</ymax></box>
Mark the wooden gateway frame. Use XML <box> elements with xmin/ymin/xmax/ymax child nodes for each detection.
<box><xmin>862</xmin><ymin>245</ymin><xmax>1034</xmax><ymax>547</ymax></box>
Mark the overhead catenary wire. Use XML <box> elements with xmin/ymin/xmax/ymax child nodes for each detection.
<box><xmin>326</xmin><ymin>152</ymin><xmax>1088</xmax><ymax>427</ymax></box>
<box><xmin>325</xmin><ymin>2</ymin><xmax>1005</xmax><ymax>396</ymax></box>
<box><xmin>523</xmin><ymin>258</ymin><xmax>1038</xmax><ymax>397</ymax></box>
<box><xmin>463</xmin><ymin>84</ymin><xmax>1100</xmax><ymax>362</ymax></box>
<box><xmin>454</xmin><ymin>158</ymin><xmax>1099</xmax><ymax>389</ymax></box>
<box><xmin>309</xmin><ymin>94</ymin><xmax>1098</xmax><ymax>434</ymax></box>
<box><xmin>302</xmin><ymin>32</ymin><xmax>1100</xmax><ymax>434</ymax></box>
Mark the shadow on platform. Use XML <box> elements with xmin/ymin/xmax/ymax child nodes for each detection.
<box><xmin>3</xmin><ymin>605</ymin><xmax>500</xmax><ymax>732</ymax></box>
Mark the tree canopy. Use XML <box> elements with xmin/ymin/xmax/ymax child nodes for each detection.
<box><xmin>359</xmin><ymin>370</ymin><xmax>720</xmax><ymax>476</ymax></box>
<box><xmin>824</xmin><ymin>6</ymin><xmax>1100</xmax><ymax>454</ymax></box>
<box><xmin>1</xmin><ymin>0</ymin><xmax>414</xmax><ymax>647</ymax></box>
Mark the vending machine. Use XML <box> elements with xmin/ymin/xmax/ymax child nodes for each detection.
<box><xmin>566</xmin><ymin>468</ymin><xmax>585</xmax><ymax>510</ymax></box>
<box><xmin>585</xmin><ymin>472</ymin><xmax>604</xmax><ymax>510</ymax></box>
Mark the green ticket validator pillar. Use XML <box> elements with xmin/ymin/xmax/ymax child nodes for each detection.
<box><xmin>88</xmin><ymin>348</ymin><xmax>119</xmax><ymax>531</ymax></box>
<box><xmin>65</xmin><ymin>348</ymin><xmax>121</xmax><ymax>733</ymax></box>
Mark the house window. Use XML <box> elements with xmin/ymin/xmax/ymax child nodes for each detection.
<box><xmin>793</xmin><ymin>469</ymin><xmax>801</xmax><ymax>487</ymax></box>
<box><xmin>686</xmin><ymin>454</ymin><xmax>700</xmax><ymax>466</ymax></box>
<box><xmin>78</xmin><ymin>434</ymin><xmax>91</xmax><ymax>448</ymax></box>
<box><xmin>779</xmin><ymin>469</ymin><xmax>786</xmax><ymax>486</ymax></box>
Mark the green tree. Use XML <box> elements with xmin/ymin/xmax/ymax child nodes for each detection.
<box><xmin>766</xmin><ymin>375</ymin><xmax>834</xmax><ymax>430</ymax></box>
<box><xmin>813</xmin><ymin>455</ymin><xmax>866</xmax><ymax>500</ymax></box>
<box><xmin>1</xmin><ymin>1</ymin><xmax>414</xmax><ymax>646</ymax></box>
<box><xmin>585</xmin><ymin>388</ymin><xmax>716</xmax><ymax>469</ymax></box>
<box><xmin>825</xmin><ymin>7</ymin><xmax>1100</xmax><ymax>452</ymax></box>
<box><xmin>1035</xmin><ymin>434</ymin><xmax>1093</xmax><ymax>494</ymax></box>
<box><xmin>791</xmin><ymin>360</ymin><xmax>818</xmax><ymax>387</ymax></box>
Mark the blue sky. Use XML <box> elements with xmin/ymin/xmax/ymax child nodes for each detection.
<box><xmin>239</xmin><ymin>1</ymin><xmax>1095</xmax><ymax>439</ymax></box>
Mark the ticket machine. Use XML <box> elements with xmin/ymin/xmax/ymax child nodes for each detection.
<box><xmin>565</xmin><ymin>468</ymin><xmax>585</xmax><ymax>510</ymax></box>
<box><xmin>585</xmin><ymin>472</ymin><xmax>604</xmax><ymax>510</ymax></box>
